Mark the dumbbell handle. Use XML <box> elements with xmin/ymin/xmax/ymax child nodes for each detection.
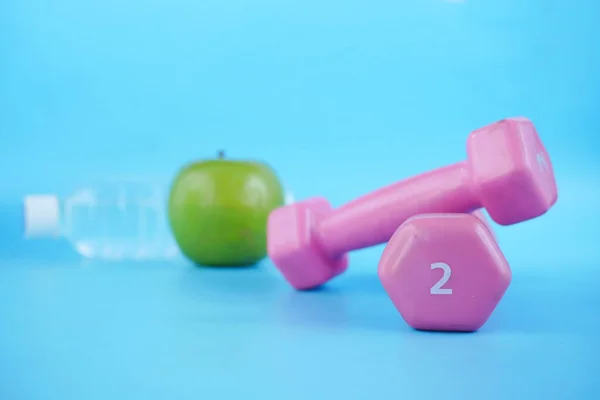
<box><xmin>316</xmin><ymin>160</ymin><xmax>480</xmax><ymax>257</ymax></box>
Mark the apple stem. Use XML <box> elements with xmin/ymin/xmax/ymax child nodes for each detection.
<box><xmin>218</xmin><ymin>150</ymin><xmax>225</xmax><ymax>159</ymax></box>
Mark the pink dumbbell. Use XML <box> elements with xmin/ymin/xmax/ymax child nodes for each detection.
<box><xmin>378</xmin><ymin>213</ymin><xmax>511</xmax><ymax>332</ymax></box>
<box><xmin>268</xmin><ymin>117</ymin><xmax>557</xmax><ymax>290</ymax></box>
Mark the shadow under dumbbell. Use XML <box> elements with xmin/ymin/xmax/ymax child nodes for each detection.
<box><xmin>175</xmin><ymin>258</ymin><xmax>600</xmax><ymax>335</ymax></box>
<box><xmin>277</xmin><ymin>264</ymin><xmax>600</xmax><ymax>335</ymax></box>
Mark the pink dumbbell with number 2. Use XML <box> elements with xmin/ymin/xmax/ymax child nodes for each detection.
<box><xmin>379</xmin><ymin>212</ymin><xmax>511</xmax><ymax>332</ymax></box>
<box><xmin>268</xmin><ymin>117</ymin><xmax>558</xmax><ymax>290</ymax></box>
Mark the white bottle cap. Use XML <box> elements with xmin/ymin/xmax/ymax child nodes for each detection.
<box><xmin>24</xmin><ymin>195</ymin><xmax>60</xmax><ymax>238</ymax></box>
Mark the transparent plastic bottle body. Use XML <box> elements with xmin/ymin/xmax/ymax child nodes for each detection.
<box><xmin>24</xmin><ymin>180</ymin><xmax>180</xmax><ymax>261</ymax></box>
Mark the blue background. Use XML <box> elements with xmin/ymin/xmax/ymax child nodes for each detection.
<box><xmin>1</xmin><ymin>0</ymin><xmax>599</xmax><ymax>399</ymax></box>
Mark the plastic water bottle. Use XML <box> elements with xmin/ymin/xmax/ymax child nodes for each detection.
<box><xmin>23</xmin><ymin>180</ymin><xmax>180</xmax><ymax>261</ymax></box>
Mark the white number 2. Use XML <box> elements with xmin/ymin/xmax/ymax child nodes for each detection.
<box><xmin>430</xmin><ymin>262</ymin><xmax>453</xmax><ymax>295</ymax></box>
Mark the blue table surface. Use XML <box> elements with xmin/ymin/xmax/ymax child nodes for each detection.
<box><xmin>0</xmin><ymin>242</ymin><xmax>598</xmax><ymax>400</ymax></box>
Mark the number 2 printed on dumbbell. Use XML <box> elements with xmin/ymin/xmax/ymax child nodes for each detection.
<box><xmin>378</xmin><ymin>213</ymin><xmax>511</xmax><ymax>332</ymax></box>
<box><xmin>429</xmin><ymin>262</ymin><xmax>453</xmax><ymax>295</ymax></box>
<box><xmin>268</xmin><ymin>117</ymin><xmax>557</xmax><ymax>290</ymax></box>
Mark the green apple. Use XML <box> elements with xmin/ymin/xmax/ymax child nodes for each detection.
<box><xmin>168</xmin><ymin>151</ymin><xmax>285</xmax><ymax>267</ymax></box>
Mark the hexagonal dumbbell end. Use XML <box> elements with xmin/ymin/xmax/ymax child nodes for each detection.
<box><xmin>267</xmin><ymin>197</ymin><xmax>349</xmax><ymax>290</ymax></box>
<box><xmin>378</xmin><ymin>213</ymin><xmax>511</xmax><ymax>332</ymax></box>
<box><xmin>467</xmin><ymin>117</ymin><xmax>558</xmax><ymax>225</ymax></box>
<box><xmin>470</xmin><ymin>209</ymin><xmax>496</xmax><ymax>241</ymax></box>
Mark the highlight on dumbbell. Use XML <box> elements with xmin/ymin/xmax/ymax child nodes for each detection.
<box><xmin>378</xmin><ymin>213</ymin><xmax>511</xmax><ymax>332</ymax></box>
<box><xmin>267</xmin><ymin>117</ymin><xmax>557</xmax><ymax>290</ymax></box>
